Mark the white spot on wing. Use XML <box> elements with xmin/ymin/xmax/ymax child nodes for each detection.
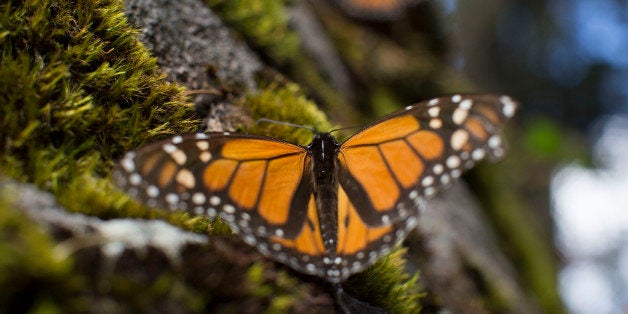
<box><xmin>196</xmin><ymin>141</ymin><xmax>209</xmax><ymax>151</ymax></box>
<box><xmin>210</xmin><ymin>196</ymin><xmax>221</xmax><ymax>206</ymax></box>
<box><xmin>129</xmin><ymin>173</ymin><xmax>142</xmax><ymax>186</ymax></box>
<box><xmin>430</xmin><ymin>118</ymin><xmax>442</xmax><ymax>129</ymax></box>
<box><xmin>207</xmin><ymin>207</ymin><xmax>217</xmax><ymax>216</ymax></box>
<box><xmin>472</xmin><ymin>148</ymin><xmax>486</xmax><ymax>161</ymax></box>
<box><xmin>170</xmin><ymin>149</ymin><xmax>187</xmax><ymax>165</ymax></box>
<box><xmin>422</xmin><ymin>176</ymin><xmax>434</xmax><ymax>187</ymax></box>
<box><xmin>199</xmin><ymin>151</ymin><xmax>212</xmax><ymax>163</ymax></box>
<box><xmin>488</xmin><ymin>135</ymin><xmax>502</xmax><ymax>149</ymax></box>
<box><xmin>163</xmin><ymin>143</ymin><xmax>177</xmax><ymax>154</ymax></box>
<box><xmin>223</xmin><ymin>204</ymin><xmax>235</xmax><ymax>214</ymax></box>
<box><xmin>241</xmin><ymin>213</ymin><xmax>251</xmax><ymax>221</ymax></box>
<box><xmin>165</xmin><ymin>193</ymin><xmax>179</xmax><ymax>205</ymax></box>
<box><xmin>192</xmin><ymin>193</ymin><xmax>206</xmax><ymax>205</ymax></box>
<box><xmin>433</xmin><ymin>164</ymin><xmax>444</xmax><ymax>174</ymax></box>
<box><xmin>446</xmin><ymin>155</ymin><xmax>461</xmax><ymax>169</ymax></box>
<box><xmin>451</xmin><ymin>129</ymin><xmax>469</xmax><ymax>150</ymax></box>
<box><xmin>406</xmin><ymin>216</ymin><xmax>417</xmax><ymax>228</ymax></box>
<box><xmin>121</xmin><ymin>155</ymin><xmax>136</xmax><ymax>172</ymax></box>
<box><xmin>409</xmin><ymin>190</ymin><xmax>418</xmax><ymax>200</ymax></box>
<box><xmin>452</xmin><ymin>108</ymin><xmax>468</xmax><ymax>125</ymax></box>
<box><xmin>146</xmin><ymin>185</ymin><xmax>159</xmax><ymax>198</ymax></box>
<box><xmin>500</xmin><ymin>96</ymin><xmax>517</xmax><ymax>118</ymax></box>
<box><xmin>428</xmin><ymin>106</ymin><xmax>440</xmax><ymax>117</ymax></box>
<box><xmin>424</xmin><ymin>187</ymin><xmax>436</xmax><ymax>196</ymax></box>
<box><xmin>459</xmin><ymin>99</ymin><xmax>473</xmax><ymax>110</ymax></box>
<box><xmin>175</xmin><ymin>169</ymin><xmax>195</xmax><ymax>189</ymax></box>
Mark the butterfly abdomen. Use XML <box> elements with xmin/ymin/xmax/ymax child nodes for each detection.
<box><xmin>308</xmin><ymin>133</ymin><xmax>341</xmax><ymax>254</ymax></box>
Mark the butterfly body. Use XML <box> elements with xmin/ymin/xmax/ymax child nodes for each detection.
<box><xmin>308</xmin><ymin>133</ymin><xmax>341</xmax><ymax>255</ymax></box>
<box><xmin>113</xmin><ymin>94</ymin><xmax>517</xmax><ymax>283</ymax></box>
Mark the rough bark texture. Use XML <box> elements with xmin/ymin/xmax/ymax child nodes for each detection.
<box><xmin>409</xmin><ymin>183</ymin><xmax>541</xmax><ymax>313</ymax></box>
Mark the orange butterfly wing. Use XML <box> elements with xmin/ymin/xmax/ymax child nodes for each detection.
<box><xmin>331</xmin><ymin>95</ymin><xmax>517</xmax><ymax>277</ymax></box>
<box><xmin>113</xmin><ymin>133</ymin><xmax>322</xmax><ymax>258</ymax></box>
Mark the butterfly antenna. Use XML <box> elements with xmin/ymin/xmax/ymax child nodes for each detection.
<box><xmin>256</xmin><ymin>118</ymin><xmax>317</xmax><ymax>133</ymax></box>
<box><xmin>329</xmin><ymin>125</ymin><xmax>362</xmax><ymax>134</ymax></box>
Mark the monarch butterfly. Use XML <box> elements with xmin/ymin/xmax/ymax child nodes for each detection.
<box><xmin>336</xmin><ymin>0</ymin><xmax>419</xmax><ymax>20</ymax></box>
<box><xmin>113</xmin><ymin>94</ymin><xmax>517</xmax><ymax>283</ymax></box>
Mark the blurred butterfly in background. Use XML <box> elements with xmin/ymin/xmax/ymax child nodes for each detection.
<box><xmin>113</xmin><ymin>94</ymin><xmax>517</xmax><ymax>283</ymax></box>
<box><xmin>335</xmin><ymin>0</ymin><xmax>421</xmax><ymax>20</ymax></box>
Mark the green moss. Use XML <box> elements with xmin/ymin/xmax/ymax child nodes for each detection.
<box><xmin>0</xmin><ymin>0</ymin><xmax>199</xmax><ymax>215</ymax></box>
<box><xmin>206</xmin><ymin>0</ymin><xmax>355</xmax><ymax>119</ymax></box>
<box><xmin>345</xmin><ymin>247</ymin><xmax>423</xmax><ymax>313</ymax></box>
<box><xmin>205</xmin><ymin>0</ymin><xmax>299</xmax><ymax>63</ymax></box>
<box><xmin>243</xmin><ymin>83</ymin><xmax>334</xmax><ymax>145</ymax></box>
<box><xmin>0</xmin><ymin>181</ymin><xmax>83</xmax><ymax>313</ymax></box>
<box><xmin>246</xmin><ymin>265</ymin><xmax>303</xmax><ymax>313</ymax></box>
<box><xmin>105</xmin><ymin>272</ymin><xmax>206</xmax><ymax>312</ymax></box>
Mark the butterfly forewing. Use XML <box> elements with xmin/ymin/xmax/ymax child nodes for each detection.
<box><xmin>338</xmin><ymin>94</ymin><xmax>517</xmax><ymax>227</ymax></box>
<box><xmin>113</xmin><ymin>133</ymin><xmax>313</xmax><ymax>241</ymax></box>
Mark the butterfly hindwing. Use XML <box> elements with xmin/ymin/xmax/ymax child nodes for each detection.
<box><xmin>338</xmin><ymin>94</ymin><xmax>517</xmax><ymax>227</ymax></box>
<box><xmin>253</xmin><ymin>193</ymin><xmax>330</xmax><ymax>278</ymax></box>
<box><xmin>331</xmin><ymin>185</ymin><xmax>414</xmax><ymax>281</ymax></box>
<box><xmin>112</xmin><ymin>132</ymin><xmax>313</xmax><ymax>241</ymax></box>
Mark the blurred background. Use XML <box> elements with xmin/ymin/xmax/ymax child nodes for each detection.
<box><xmin>411</xmin><ymin>0</ymin><xmax>628</xmax><ymax>312</ymax></box>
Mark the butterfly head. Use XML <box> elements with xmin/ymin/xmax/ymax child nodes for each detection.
<box><xmin>307</xmin><ymin>132</ymin><xmax>341</xmax><ymax>164</ymax></box>
<box><xmin>313</xmin><ymin>132</ymin><xmax>339</xmax><ymax>143</ymax></box>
